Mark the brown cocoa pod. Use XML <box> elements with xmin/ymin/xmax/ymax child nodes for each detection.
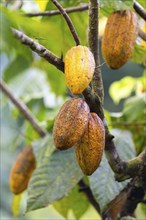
<box><xmin>64</xmin><ymin>45</ymin><xmax>95</xmax><ymax>95</ymax></box>
<box><xmin>53</xmin><ymin>98</ymin><xmax>90</xmax><ymax>150</ymax></box>
<box><xmin>75</xmin><ymin>112</ymin><xmax>105</xmax><ymax>175</ymax></box>
<box><xmin>102</xmin><ymin>10</ymin><xmax>138</xmax><ymax>69</ymax></box>
<box><xmin>9</xmin><ymin>146</ymin><xmax>36</xmax><ymax>194</ymax></box>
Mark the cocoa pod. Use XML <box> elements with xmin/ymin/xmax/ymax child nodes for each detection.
<box><xmin>75</xmin><ymin>112</ymin><xmax>105</xmax><ymax>175</ymax></box>
<box><xmin>9</xmin><ymin>146</ymin><xmax>36</xmax><ymax>194</ymax></box>
<box><xmin>64</xmin><ymin>45</ymin><xmax>95</xmax><ymax>95</ymax></box>
<box><xmin>102</xmin><ymin>10</ymin><xmax>138</xmax><ymax>69</ymax></box>
<box><xmin>53</xmin><ymin>98</ymin><xmax>90</xmax><ymax>150</ymax></box>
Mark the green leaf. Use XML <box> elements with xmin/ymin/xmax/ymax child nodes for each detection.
<box><xmin>0</xmin><ymin>103</ymin><xmax>24</xmax><ymax>150</ymax></box>
<box><xmin>111</xmin><ymin>129</ymin><xmax>136</xmax><ymax>159</ymax></box>
<box><xmin>1</xmin><ymin>6</ymin><xmax>63</xmax><ymax>55</ymax></box>
<box><xmin>3</xmin><ymin>55</ymin><xmax>31</xmax><ymax>82</ymax></box>
<box><xmin>36</xmin><ymin>60</ymin><xmax>66</xmax><ymax>96</ymax></box>
<box><xmin>26</xmin><ymin>148</ymin><xmax>83</xmax><ymax>212</ymax></box>
<box><xmin>8</xmin><ymin>68</ymin><xmax>49</xmax><ymax>103</ymax></box>
<box><xmin>135</xmin><ymin>203</ymin><xmax>146</xmax><ymax>219</ymax></box>
<box><xmin>136</xmin><ymin>0</ymin><xmax>146</xmax><ymax>8</ymax></box>
<box><xmin>7</xmin><ymin>67</ymin><xmax>64</xmax><ymax>107</ymax></box>
<box><xmin>109</xmin><ymin>77</ymin><xmax>136</xmax><ymax>104</ymax></box>
<box><xmin>109</xmin><ymin>84</ymin><xmax>146</xmax><ymax>154</ymax></box>
<box><xmin>122</xmin><ymin>94</ymin><xmax>146</xmax><ymax>153</ymax></box>
<box><xmin>53</xmin><ymin>185</ymin><xmax>89</xmax><ymax>219</ymax></box>
<box><xmin>89</xmin><ymin>129</ymin><xmax>136</xmax><ymax>211</ymax></box>
<box><xmin>100</xmin><ymin>0</ymin><xmax>133</xmax><ymax>17</ymax></box>
<box><xmin>32</xmin><ymin>135</ymin><xmax>55</xmax><ymax>164</ymax></box>
<box><xmin>131</xmin><ymin>44</ymin><xmax>146</xmax><ymax>66</ymax></box>
<box><xmin>123</xmin><ymin>94</ymin><xmax>146</xmax><ymax>122</ymax></box>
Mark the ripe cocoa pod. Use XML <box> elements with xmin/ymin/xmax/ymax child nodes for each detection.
<box><xmin>64</xmin><ymin>45</ymin><xmax>95</xmax><ymax>95</ymax></box>
<box><xmin>75</xmin><ymin>112</ymin><xmax>105</xmax><ymax>175</ymax></box>
<box><xmin>9</xmin><ymin>146</ymin><xmax>36</xmax><ymax>194</ymax></box>
<box><xmin>102</xmin><ymin>10</ymin><xmax>138</xmax><ymax>69</ymax></box>
<box><xmin>53</xmin><ymin>98</ymin><xmax>90</xmax><ymax>150</ymax></box>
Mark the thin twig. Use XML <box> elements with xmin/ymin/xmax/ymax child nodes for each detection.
<box><xmin>138</xmin><ymin>28</ymin><xmax>146</xmax><ymax>41</ymax></box>
<box><xmin>88</xmin><ymin>0</ymin><xmax>104</xmax><ymax>103</ymax></box>
<box><xmin>25</xmin><ymin>4</ymin><xmax>88</xmax><ymax>17</ymax></box>
<box><xmin>133</xmin><ymin>1</ymin><xmax>146</xmax><ymax>21</ymax></box>
<box><xmin>0</xmin><ymin>80</ymin><xmax>47</xmax><ymax>137</ymax></box>
<box><xmin>78</xmin><ymin>180</ymin><xmax>100</xmax><ymax>213</ymax></box>
<box><xmin>51</xmin><ymin>0</ymin><xmax>80</xmax><ymax>46</ymax></box>
<box><xmin>12</xmin><ymin>28</ymin><xmax>64</xmax><ymax>72</ymax></box>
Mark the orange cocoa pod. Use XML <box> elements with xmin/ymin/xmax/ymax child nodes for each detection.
<box><xmin>102</xmin><ymin>10</ymin><xmax>138</xmax><ymax>69</ymax></box>
<box><xmin>64</xmin><ymin>45</ymin><xmax>95</xmax><ymax>95</ymax></box>
<box><xmin>53</xmin><ymin>98</ymin><xmax>90</xmax><ymax>150</ymax></box>
<box><xmin>75</xmin><ymin>112</ymin><xmax>105</xmax><ymax>175</ymax></box>
<box><xmin>9</xmin><ymin>146</ymin><xmax>36</xmax><ymax>194</ymax></box>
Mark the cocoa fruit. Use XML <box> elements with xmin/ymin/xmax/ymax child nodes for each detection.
<box><xmin>64</xmin><ymin>45</ymin><xmax>95</xmax><ymax>95</ymax></box>
<box><xmin>53</xmin><ymin>98</ymin><xmax>90</xmax><ymax>150</ymax></box>
<box><xmin>102</xmin><ymin>10</ymin><xmax>138</xmax><ymax>69</ymax></box>
<box><xmin>9</xmin><ymin>146</ymin><xmax>36</xmax><ymax>194</ymax></box>
<box><xmin>75</xmin><ymin>112</ymin><xmax>105</xmax><ymax>175</ymax></box>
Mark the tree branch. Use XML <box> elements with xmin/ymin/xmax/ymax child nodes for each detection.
<box><xmin>133</xmin><ymin>1</ymin><xmax>146</xmax><ymax>21</ymax></box>
<box><xmin>88</xmin><ymin>0</ymin><xmax>104</xmax><ymax>103</ymax></box>
<box><xmin>138</xmin><ymin>28</ymin><xmax>146</xmax><ymax>41</ymax></box>
<box><xmin>120</xmin><ymin>184</ymin><xmax>145</xmax><ymax>217</ymax></box>
<box><xmin>78</xmin><ymin>180</ymin><xmax>100</xmax><ymax>213</ymax></box>
<box><xmin>25</xmin><ymin>4</ymin><xmax>88</xmax><ymax>17</ymax></box>
<box><xmin>51</xmin><ymin>0</ymin><xmax>80</xmax><ymax>46</ymax></box>
<box><xmin>0</xmin><ymin>80</ymin><xmax>47</xmax><ymax>137</ymax></box>
<box><xmin>12</xmin><ymin>28</ymin><xmax>64</xmax><ymax>72</ymax></box>
<box><xmin>115</xmin><ymin>148</ymin><xmax>146</xmax><ymax>181</ymax></box>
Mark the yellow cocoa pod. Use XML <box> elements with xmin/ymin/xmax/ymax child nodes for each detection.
<box><xmin>75</xmin><ymin>112</ymin><xmax>105</xmax><ymax>175</ymax></box>
<box><xmin>102</xmin><ymin>10</ymin><xmax>138</xmax><ymax>69</ymax></box>
<box><xmin>53</xmin><ymin>98</ymin><xmax>90</xmax><ymax>150</ymax></box>
<box><xmin>9</xmin><ymin>146</ymin><xmax>36</xmax><ymax>195</ymax></box>
<box><xmin>64</xmin><ymin>45</ymin><xmax>95</xmax><ymax>95</ymax></box>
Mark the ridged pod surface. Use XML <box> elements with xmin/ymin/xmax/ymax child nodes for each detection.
<box><xmin>53</xmin><ymin>98</ymin><xmax>90</xmax><ymax>150</ymax></box>
<box><xmin>9</xmin><ymin>146</ymin><xmax>36</xmax><ymax>194</ymax></box>
<box><xmin>64</xmin><ymin>45</ymin><xmax>95</xmax><ymax>94</ymax></box>
<box><xmin>75</xmin><ymin>112</ymin><xmax>105</xmax><ymax>175</ymax></box>
<box><xmin>102</xmin><ymin>10</ymin><xmax>138</xmax><ymax>69</ymax></box>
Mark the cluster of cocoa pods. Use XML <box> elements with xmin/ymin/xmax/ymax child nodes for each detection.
<box><xmin>53</xmin><ymin>44</ymin><xmax>105</xmax><ymax>175</ymax></box>
<box><xmin>102</xmin><ymin>10</ymin><xmax>138</xmax><ymax>69</ymax></box>
<box><xmin>53</xmin><ymin>98</ymin><xmax>105</xmax><ymax>176</ymax></box>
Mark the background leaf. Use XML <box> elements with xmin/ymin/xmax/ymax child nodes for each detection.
<box><xmin>26</xmin><ymin>148</ymin><xmax>83</xmax><ymax>212</ymax></box>
<box><xmin>32</xmin><ymin>135</ymin><xmax>55</xmax><ymax>164</ymax></box>
<box><xmin>99</xmin><ymin>0</ymin><xmax>133</xmax><ymax>16</ymax></box>
<box><xmin>89</xmin><ymin>129</ymin><xmax>136</xmax><ymax>211</ymax></box>
<box><xmin>131</xmin><ymin>44</ymin><xmax>146</xmax><ymax>66</ymax></box>
<box><xmin>109</xmin><ymin>77</ymin><xmax>136</xmax><ymax>104</ymax></box>
<box><xmin>123</xmin><ymin>94</ymin><xmax>146</xmax><ymax>122</ymax></box>
<box><xmin>53</xmin><ymin>185</ymin><xmax>89</xmax><ymax>219</ymax></box>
